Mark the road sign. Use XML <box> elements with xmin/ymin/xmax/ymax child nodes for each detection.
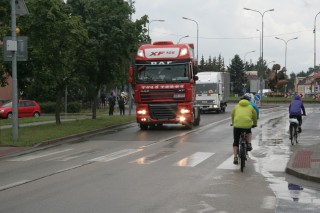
<box><xmin>254</xmin><ymin>94</ymin><xmax>261</xmax><ymax>102</ymax></box>
<box><xmin>3</xmin><ymin>36</ymin><xmax>28</xmax><ymax>61</ymax></box>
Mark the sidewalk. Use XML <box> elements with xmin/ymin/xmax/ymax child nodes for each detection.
<box><xmin>286</xmin><ymin>143</ymin><xmax>320</xmax><ymax>183</ymax></box>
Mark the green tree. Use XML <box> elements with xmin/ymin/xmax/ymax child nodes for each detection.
<box><xmin>17</xmin><ymin>0</ymin><xmax>88</xmax><ymax>124</ymax></box>
<box><xmin>254</xmin><ymin>57</ymin><xmax>267</xmax><ymax>79</ymax></box>
<box><xmin>228</xmin><ymin>54</ymin><xmax>245</xmax><ymax>95</ymax></box>
<box><xmin>0</xmin><ymin>1</ymin><xmax>11</xmax><ymax>87</ymax></box>
<box><xmin>68</xmin><ymin>0</ymin><xmax>147</xmax><ymax>118</ymax></box>
<box><xmin>216</xmin><ymin>54</ymin><xmax>225</xmax><ymax>71</ymax></box>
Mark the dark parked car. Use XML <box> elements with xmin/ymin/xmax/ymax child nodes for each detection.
<box><xmin>0</xmin><ymin>100</ymin><xmax>41</xmax><ymax>119</ymax></box>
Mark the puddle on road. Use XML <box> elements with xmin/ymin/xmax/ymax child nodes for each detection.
<box><xmin>251</xmin><ymin>113</ymin><xmax>320</xmax><ymax>211</ymax></box>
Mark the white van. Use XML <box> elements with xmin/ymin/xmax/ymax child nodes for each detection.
<box><xmin>257</xmin><ymin>89</ymin><xmax>272</xmax><ymax>96</ymax></box>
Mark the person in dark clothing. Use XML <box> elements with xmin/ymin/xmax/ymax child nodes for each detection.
<box><xmin>118</xmin><ymin>95</ymin><xmax>125</xmax><ymax>115</ymax></box>
<box><xmin>100</xmin><ymin>93</ymin><xmax>106</xmax><ymax>108</ymax></box>
<box><xmin>108</xmin><ymin>92</ymin><xmax>116</xmax><ymax>115</ymax></box>
<box><xmin>289</xmin><ymin>95</ymin><xmax>306</xmax><ymax>132</ymax></box>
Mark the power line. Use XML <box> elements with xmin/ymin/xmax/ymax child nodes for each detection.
<box><xmin>150</xmin><ymin>29</ymin><xmax>311</xmax><ymax>40</ymax></box>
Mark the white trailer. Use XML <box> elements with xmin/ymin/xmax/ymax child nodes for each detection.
<box><xmin>195</xmin><ymin>71</ymin><xmax>230</xmax><ymax>113</ymax></box>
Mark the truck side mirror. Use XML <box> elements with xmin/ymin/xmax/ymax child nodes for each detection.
<box><xmin>193</xmin><ymin>76</ymin><xmax>199</xmax><ymax>81</ymax></box>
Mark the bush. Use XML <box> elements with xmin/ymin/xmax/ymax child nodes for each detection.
<box><xmin>39</xmin><ymin>102</ymin><xmax>56</xmax><ymax>113</ymax></box>
<box><xmin>67</xmin><ymin>102</ymin><xmax>81</xmax><ymax>113</ymax></box>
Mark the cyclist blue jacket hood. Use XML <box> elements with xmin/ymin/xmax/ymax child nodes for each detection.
<box><xmin>289</xmin><ymin>95</ymin><xmax>305</xmax><ymax>115</ymax></box>
<box><xmin>231</xmin><ymin>99</ymin><xmax>257</xmax><ymax>128</ymax></box>
<box><xmin>249</xmin><ymin>100</ymin><xmax>259</xmax><ymax>119</ymax></box>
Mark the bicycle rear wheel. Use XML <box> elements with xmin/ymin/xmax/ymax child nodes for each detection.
<box><xmin>290</xmin><ymin>124</ymin><xmax>294</xmax><ymax>145</ymax></box>
<box><xmin>294</xmin><ymin>127</ymin><xmax>299</xmax><ymax>144</ymax></box>
<box><xmin>240</xmin><ymin>143</ymin><xmax>246</xmax><ymax>172</ymax></box>
<box><xmin>292</xmin><ymin>126</ymin><xmax>297</xmax><ymax>145</ymax></box>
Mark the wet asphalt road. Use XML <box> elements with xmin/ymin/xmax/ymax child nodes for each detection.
<box><xmin>0</xmin><ymin>103</ymin><xmax>319</xmax><ymax>213</ymax></box>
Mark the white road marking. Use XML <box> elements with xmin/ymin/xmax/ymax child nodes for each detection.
<box><xmin>131</xmin><ymin>150</ymin><xmax>176</xmax><ymax>165</ymax></box>
<box><xmin>175</xmin><ymin>152</ymin><xmax>214</xmax><ymax>167</ymax></box>
<box><xmin>217</xmin><ymin>155</ymin><xmax>239</xmax><ymax>170</ymax></box>
<box><xmin>88</xmin><ymin>149</ymin><xmax>143</xmax><ymax>162</ymax></box>
<box><xmin>7</xmin><ymin>149</ymin><xmax>73</xmax><ymax>161</ymax></box>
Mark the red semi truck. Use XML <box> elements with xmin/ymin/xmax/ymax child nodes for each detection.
<box><xmin>128</xmin><ymin>41</ymin><xmax>200</xmax><ymax>130</ymax></box>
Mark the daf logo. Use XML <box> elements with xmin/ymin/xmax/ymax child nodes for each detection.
<box><xmin>150</xmin><ymin>61</ymin><xmax>173</xmax><ymax>65</ymax></box>
<box><xmin>150</xmin><ymin>51</ymin><xmax>165</xmax><ymax>56</ymax></box>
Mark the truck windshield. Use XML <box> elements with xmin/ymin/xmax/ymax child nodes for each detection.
<box><xmin>136</xmin><ymin>64</ymin><xmax>189</xmax><ymax>83</ymax></box>
<box><xmin>196</xmin><ymin>83</ymin><xmax>218</xmax><ymax>94</ymax></box>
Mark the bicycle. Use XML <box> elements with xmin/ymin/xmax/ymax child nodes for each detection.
<box><xmin>238</xmin><ymin>131</ymin><xmax>250</xmax><ymax>172</ymax></box>
<box><xmin>289</xmin><ymin>118</ymin><xmax>300</xmax><ymax>145</ymax></box>
<box><xmin>235</xmin><ymin>125</ymin><xmax>256</xmax><ymax>172</ymax></box>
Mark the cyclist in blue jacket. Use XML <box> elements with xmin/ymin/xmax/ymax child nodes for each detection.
<box><xmin>289</xmin><ymin>95</ymin><xmax>306</xmax><ymax>132</ymax></box>
<box><xmin>242</xmin><ymin>93</ymin><xmax>259</xmax><ymax>148</ymax></box>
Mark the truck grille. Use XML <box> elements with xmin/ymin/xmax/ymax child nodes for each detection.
<box><xmin>196</xmin><ymin>100</ymin><xmax>215</xmax><ymax>104</ymax></box>
<box><xmin>140</xmin><ymin>89</ymin><xmax>176</xmax><ymax>102</ymax></box>
<box><xmin>149</xmin><ymin>103</ymin><xmax>177</xmax><ymax>120</ymax></box>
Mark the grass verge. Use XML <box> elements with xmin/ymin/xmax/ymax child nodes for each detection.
<box><xmin>0</xmin><ymin>115</ymin><xmax>135</xmax><ymax>147</ymax></box>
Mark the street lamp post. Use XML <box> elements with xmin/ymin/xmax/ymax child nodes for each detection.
<box><xmin>243</xmin><ymin>50</ymin><xmax>256</xmax><ymax>93</ymax></box>
<box><xmin>256</xmin><ymin>29</ymin><xmax>261</xmax><ymax>58</ymax></box>
<box><xmin>243</xmin><ymin>50</ymin><xmax>256</xmax><ymax>64</ymax></box>
<box><xmin>314</xmin><ymin>12</ymin><xmax>320</xmax><ymax>68</ymax></box>
<box><xmin>244</xmin><ymin>8</ymin><xmax>274</xmax><ymax>97</ymax></box>
<box><xmin>243</xmin><ymin>8</ymin><xmax>274</xmax><ymax>62</ymax></box>
<box><xmin>147</xmin><ymin>19</ymin><xmax>165</xmax><ymax>38</ymax></box>
<box><xmin>275</xmin><ymin>37</ymin><xmax>298</xmax><ymax>69</ymax></box>
<box><xmin>313</xmin><ymin>12</ymin><xmax>320</xmax><ymax>94</ymax></box>
<box><xmin>177</xmin><ymin>35</ymin><xmax>189</xmax><ymax>44</ymax></box>
<box><xmin>182</xmin><ymin>17</ymin><xmax>199</xmax><ymax>62</ymax></box>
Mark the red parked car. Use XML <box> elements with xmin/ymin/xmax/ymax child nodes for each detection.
<box><xmin>0</xmin><ymin>100</ymin><xmax>41</xmax><ymax>119</ymax></box>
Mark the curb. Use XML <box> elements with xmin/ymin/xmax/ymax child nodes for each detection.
<box><xmin>285</xmin><ymin>167</ymin><xmax>320</xmax><ymax>183</ymax></box>
<box><xmin>0</xmin><ymin>121</ymin><xmax>136</xmax><ymax>160</ymax></box>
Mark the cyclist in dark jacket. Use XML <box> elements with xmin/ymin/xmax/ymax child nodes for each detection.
<box><xmin>289</xmin><ymin>95</ymin><xmax>306</xmax><ymax>132</ymax></box>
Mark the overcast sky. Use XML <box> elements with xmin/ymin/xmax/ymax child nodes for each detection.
<box><xmin>132</xmin><ymin>0</ymin><xmax>320</xmax><ymax>75</ymax></box>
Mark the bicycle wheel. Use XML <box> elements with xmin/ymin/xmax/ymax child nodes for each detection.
<box><xmin>292</xmin><ymin>126</ymin><xmax>297</xmax><ymax>145</ymax></box>
<box><xmin>290</xmin><ymin>124</ymin><xmax>294</xmax><ymax>145</ymax></box>
<box><xmin>294</xmin><ymin>127</ymin><xmax>299</xmax><ymax>144</ymax></box>
<box><xmin>240</xmin><ymin>143</ymin><xmax>246</xmax><ymax>172</ymax></box>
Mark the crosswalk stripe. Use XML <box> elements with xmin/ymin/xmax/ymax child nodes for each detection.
<box><xmin>217</xmin><ymin>155</ymin><xmax>239</xmax><ymax>170</ymax></box>
<box><xmin>174</xmin><ymin>152</ymin><xmax>215</xmax><ymax>167</ymax></box>
<box><xmin>88</xmin><ymin>149</ymin><xmax>143</xmax><ymax>162</ymax></box>
<box><xmin>7</xmin><ymin>149</ymin><xmax>73</xmax><ymax>161</ymax></box>
<box><xmin>131</xmin><ymin>150</ymin><xmax>176</xmax><ymax>165</ymax></box>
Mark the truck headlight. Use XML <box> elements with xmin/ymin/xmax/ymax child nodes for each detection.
<box><xmin>213</xmin><ymin>104</ymin><xmax>218</xmax><ymax>108</ymax></box>
<box><xmin>180</xmin><ymin>48</ymin><xmax>188</xmax><ymax>56</ymax></box>
<box><xmin>137</xmin><ymin>109</ymin><xmax>147</xmax><ymax>115</ymax></box>
<box><xmin>180</xmin><ymin>109</ymin><xmax>190</xmax><ymax>114</ymax></box>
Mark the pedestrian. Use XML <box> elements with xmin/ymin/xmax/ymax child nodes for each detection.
<box><xmin>108</xmin><ymin>92</ymin><xmax>116</xmax><ymax>115</ymax></box>
<box><xmin>118</xmin><ymin>95</ymin><xmax>125</xmax><ymax>115</ymax></box>
<box><xmin>100</xmin><ymin>93</ymin><xmax>106</xmax><ymax>108</ymax></box>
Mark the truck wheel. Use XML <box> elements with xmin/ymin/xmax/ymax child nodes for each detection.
<box><xmin>193</xmin><ymin>111</ymin><xmax>200</xmax><ymax>126</ymax></box>
<box><xmin>140</xmin><ymin>124</ymin><xmax>148</xmax><ymax>130</ymax></box>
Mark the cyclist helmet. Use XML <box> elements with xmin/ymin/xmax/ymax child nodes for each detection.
<box><xmin>241</xmin><ymin>93</ymin><xmax>252</xmax><ymax>101</ymax></box>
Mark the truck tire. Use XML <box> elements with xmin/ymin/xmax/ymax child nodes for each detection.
<box><xmin>193</xmin><ymin>108</ymin><xmax>200</xmax><ymax>126</ymax></box>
